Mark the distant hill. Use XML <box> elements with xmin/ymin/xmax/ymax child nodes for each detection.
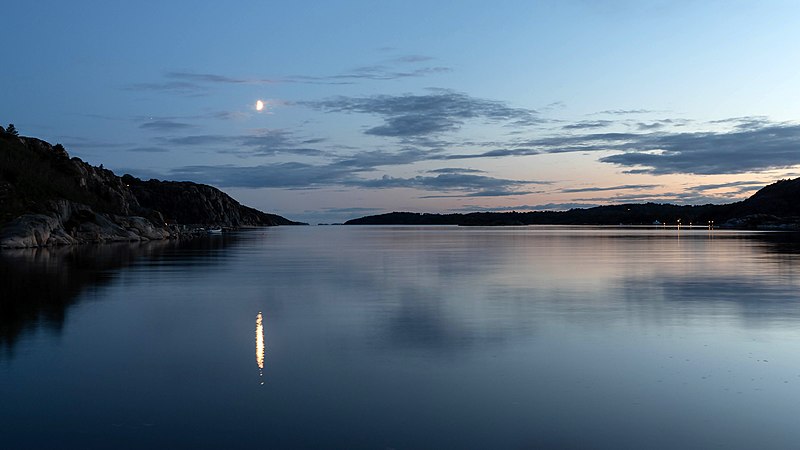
<box><xmin>0</xmin><ymin>132</ymin><xmax>303</xmax><ymax>248</ymax></box>
<box><xmin>735</xmin><ymin>178</ymin><xmax>800</xmax><ymax>217</ymax></box>
<box><xmin>346</xmin><ymin>180</ymin><xmax>800</xmax><ymax>229</ymax></box>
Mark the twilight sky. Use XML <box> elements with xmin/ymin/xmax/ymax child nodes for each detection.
<box><xmin>3</xmin><ymin>1</ymin><xmax>800</xmax><ymax>223</ymax></box>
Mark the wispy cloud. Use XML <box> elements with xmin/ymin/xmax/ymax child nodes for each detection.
<box><xmin>124</xmin><ymin>81</ymin><xmax>207</xmax><ymax>95</ymax></box>
<box><xmin>166</xmin><ymin>71</ymin><xmax>279</xmax><ymax>85</ymax></box>
<box><xmin>289</xmin><ymin>66</ymin><xmax>451</xmax><ymax>84</ymax></box>
<box><xmin>160</xmin><ymin>130</ymin><xmax>328</xmax><ymax>157</ymax></box>
<box><xmin>574</xmin><ymin>191</ymin><xmax>740</xmax><ymax>205</ymax></box>
<box><xmin>139</xmin><ymin>120</ymin><xmax>194</xmax><ymax>131</ymax></box>
<box><xmin>347</xmin><ymin>172</ymin><xmax>542</xmax><ymax>192</ymax></box>
<box><xmin>390</xmin><ymin>55</ymin><xmax>435</xmax><ymax>64</ymax></box>
<box><xmin>211</xmin><ymin>111</ymin><xmax>250</xmax><ymax>120</ymax></box>
<box><xmin>286</xmin><ymin>54</ymin><xmax>449</xmax><ymax>83</ymax></box>
<box><xmin>561</xmin><ymin>184</ymin><xmax>659</xmax><ymax>193</ymax></box>
<box><xmin>634</xmin><ymin>119</ymin><xmax>687</xmax><ymax>131</ymax></box>
<box><xmin>451</xmin><ymin>202</ymin><xmax>600</xmax><ymax>212</ymax></box>
<box><xmin>126</xmin><ymin>146</ymin><xmax>170</xmax><ymax>153</ymax></box>
<box><xmin>427</xmin><ymin>167</ymin><xmax>486</xmax><ymax>174</ymax></box>
<box><xmin>125</xmin><ymin>72</ymin><xmax>278</xmax><ymax>95</ymax></box>
<box><xmin>592</xmin><ymin>109</ymin><xmax>657</xmax><ymax>115</ymax></box>
<box><xmin>168</xmin><ymin>161</ymin><xmax>545</xmax><ymax>197</ymax></box>
<box><xmin>562</xmin><ymin>120</ymin><xmax>613</xmax><ymax>130</ymax></box>
<box><xmin>170</xmin><ymin>162</ymin><xmax>349</xmax><ymax>188</ymax></box>
<box><xmin>420</xmin><ymin>189</ymin><xmax>539</xmax><ymax>198</ymax></box>
<box><xmin>127</xmin><ymin>55</ymin><xmax>448</xmax><ymax>94</ymax></box>
<box><xmin>304</xmin><ymin>89</ymin><xmax>541</xmax><ymax>137</ymax></box>
<box><xmin>708</xmin><ymin>116</ymin><xmax>770</xmax><ymax>130</ymax></box>
<box><xmin>684</xmin><ymin>180</ymin><xmax>766</xmax><ymax>196</ymax></box>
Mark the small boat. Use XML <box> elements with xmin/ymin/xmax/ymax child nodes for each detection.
<box><xmin>207</xmin><ymin>228</ymin><xmax>223</xmax><ymax>234</ymax></box>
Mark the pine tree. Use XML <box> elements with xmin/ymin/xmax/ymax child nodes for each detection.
<box><xmin>6</xmin><ymin>123</ymin><xmax>18</xmax><ymax>136</ymax></box>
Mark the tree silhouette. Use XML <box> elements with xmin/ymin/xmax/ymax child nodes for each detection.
<box><xmin>6</xmin><ymin>123</ymin><xmax>18</xmax><ymax>136</ymax></box>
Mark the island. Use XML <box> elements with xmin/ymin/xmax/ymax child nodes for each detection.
<box><xmin>0</xmin><ymin>131</ymin><xmax>304</xmax><ymax>248</ymax></box>
<box><xmin>345</xmin><ymin>179</ymin><xmax>800</xmax><ymax>229</ymax></box>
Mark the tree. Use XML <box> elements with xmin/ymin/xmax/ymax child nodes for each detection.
<box><xmin>6</xmin><ymin>123</ymin><xmax>18</xmax><ymax>136</ymax></box>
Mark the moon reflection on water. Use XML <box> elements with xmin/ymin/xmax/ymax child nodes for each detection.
<box><xmin>256</xmin><ymin>312</ymin><xmax>265</xmax><ymax>385</ymax></box>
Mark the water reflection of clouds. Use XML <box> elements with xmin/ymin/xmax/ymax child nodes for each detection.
<box><xmin>5</xmin><ymin>228</ymin><xmax>800</xmax><ymax>361</ymax></box>
<box><xmin>280</xmin><ymin>229</ymin><xmax>800</xmax><ymax>355</ymax></box>
<box><xmin>378</xmin><ymin>287</ymin><xmax>511</xmax><ymax>353</ymax></box>
<box><xmin>619</xmin><ymin>275</ymin><xmax>800</xmax><ymax>326</ymax></box>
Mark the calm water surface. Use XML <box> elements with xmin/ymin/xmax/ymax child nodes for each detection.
<box><xmin>2</xmin><ymin>226</ymin><xmax>800</xmax><ymax>449</ymax></box>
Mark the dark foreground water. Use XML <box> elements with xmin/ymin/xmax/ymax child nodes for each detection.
<box><xmin>2</xmin><ymin>226</ymin><xmax>800</xmax><ymax>449</ymax></box>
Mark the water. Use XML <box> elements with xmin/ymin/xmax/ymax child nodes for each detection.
<box><xmin>2</xmin><ymin>226</ymin><xmax>800</xmax><ymax>449</ymax></box>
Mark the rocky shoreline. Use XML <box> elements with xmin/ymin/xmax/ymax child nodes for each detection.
<box><xmin>0</xmin><ymin>133</ymin><xmax>303</xmax><ymax>248</ymax></box>
<box><xmin>0</xmin><ymin>199</ymin><xmax>209</xmax><ymax>248</ymax></box>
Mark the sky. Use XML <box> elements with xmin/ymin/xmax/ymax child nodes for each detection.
<box><xmin>2</xmin><ymin>0</ymin><xmax>800</xmax><ymax>224</ymax></box>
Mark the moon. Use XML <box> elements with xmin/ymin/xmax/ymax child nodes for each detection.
<box><xmin>255</xmin><ymin>100</ymin><xmax>265</xmax><ymax>111</ymax></box>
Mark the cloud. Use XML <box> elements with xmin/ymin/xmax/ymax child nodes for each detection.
<box><xmin>345</xmin><ymin>172</ymin><xmax>542</xmax><ymax>193</ymax></box>
<box><xmin>124</xmin><ymin>81</ymin><xmax>207</xmax><ymax>95</ymax></box>
<box><xmin>442</xmin><ymin>131</ymin><xmax>643</xmax><ymax>160</ymax></box>
<box><xmin>420</xmin><ymin>189</ymin><xmax>538</xmax><ymax>198</ymax></box>
<box><xmin>573</xmin><ymin>191</ymin><xmax>737</xmax><ymax>205</ymax></box>
<box><xmin>391</xmin><ymin>55</ymin><xmax>435</xmax><ymax>63</ymax></box>
<box><xmin>170</xmin><ymin>162</ymin><xmax>350</xmax><ymax>188</ymax></box>
<box><xmin>291</xmin><ymin>66</ymin><xmax>451</xmax><ymax>84</ymax></box>
<box><xmin>633</xmin><ymin>119</ymin><xmax>692</xmax><ymax>131</ymax></box>
<box><xmin>369</xmin><ymin>115</ymin><xmax>459</xmax><ymax>136</ymax></box>
<box><xmin>287</xmin><ymin>55</ymin><xmax>449</xmax><ymax>83</ymax></box>
<box><xmin>166</xmin><ymin>71</ymin><xmax>279</xmax><ymax>85</ymax></box>
<box><xmin>161</xmin><ymin>130</ymin><xmax>328</xmax><ymax>157</ymax></box>
<box><xmin>168</xmin><ymin>161</ymin><xmax>544</xmax><ymax>198</ymax></box>
<box><xmin>709</xmin><ymin>116</ymin><xmax>770</xmax><ymax>130</ymax></box>
<box><xmin>331</xmin><ymin>148</ymin><xmax>437</xmax><ymax>169</ymax></box>
<box><xmin>635</xmin><ymin>121</ymin><xmax>666</xmax><ymax>131</ymax></box>
<box><xmin>139</xmin><ymin>120</ymin><xmax>194</xmax><ymax>131</ymax></box>
<box><xmin>59</xmin><ymin>137</ymin><xmax>129</xmax><ymax>149</ymax></box>
<box><xmin>124</xmin><ymin>71</ymin><xmax>286</xmax><ymax>95</ymax></box>
<box><xmin>685</xmin><ymin>180</ymin><xmax>764</xmax><ymax>192</ymax></box>
<box><xmin>444</xmin><ymin>147</ymin><xmax>540</xmax><ymax>159</ymax></box>
<box><xmin>303</xmin><ymin>89</ymin><xmax>541</xmax><ymax>137</ymax></box>
<box><xmin>452</xmin><ymin>202</ymin><xmax>600</xmax><ymax>212</ymax></box>
<box><xmin>561</xmin><ymin>184</ymin><xmax>660</xmax><ymax>193</ymax></box>
<box><xmin>211</xmin><ymin>111</ymin><xmax>250</xmax><ymax>120</ymax></box>
<box><xmin>562</xmin><ymin>120</ymin><xmax>613</xmax><ymax>130</ymax></box>
<box><xmin>600</xmin><ymin>124</ymin><xmax>800</xmax><ymax>174</ymax></box>
<box><xmin>125</xmin><ymin>146</ymin><xmax>169</xmax><ymax>153</ymax></box>
<box><xmin>435</xmin><ymin>120</ymin><xmax>800</xmax><ymax>175</ymax></box>
<box><xmin>593</xmin><ymin>109</ymin><xmax>657</xmax><ymax>115</ymax></box>
<box><xmin>684</xmin><ymin>180</ymin><xmax>766</xmax><ymax>196</ymax></box>
<box><xmin>133</xmin><ymin>56</ymin><xmax>448</xmax><ymax>93</ymax></box>
<box><xmin>427</xmin><ymin>167</ymin><xmax>486</xmax><ymax>174</ymax></box>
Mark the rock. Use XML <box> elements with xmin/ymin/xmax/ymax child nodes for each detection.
<box><xmin>0</xmin><ymin>214</ymin><xmax>61</xmax><ymax>248</ymax></box>
<box><xmin>1</xmin><ymin>134</ymin><xmax>303</xmax><ymax>248</ymax></box>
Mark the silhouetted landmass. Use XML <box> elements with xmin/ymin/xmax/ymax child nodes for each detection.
<box><xmin>0</xmin><ymin>132</ymin><xmax>304</xmax><ymax>247</ymax></box>
<box><xmin>346</xmin><ymin>179</ymin><xmax>800</xmax><ymax>229</ymax></box>
<box><xmin>121</xmin><ymin>174</ymin><xmax>297</xmax><ymax>227</ymax></box>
